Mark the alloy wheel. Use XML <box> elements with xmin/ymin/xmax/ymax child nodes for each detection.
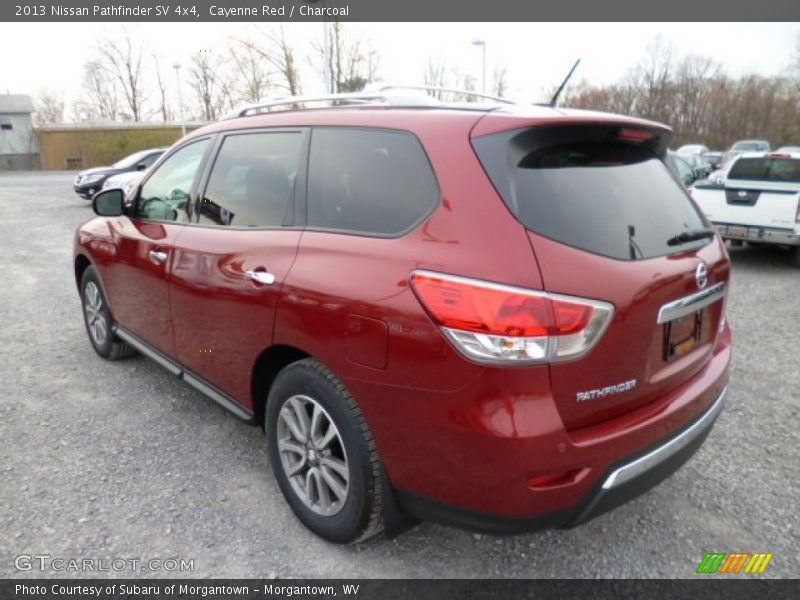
<box><xmin>83</xmin><ymin>281</ymin><xmax>107</xmax><ymax>346</ymax></box>
<box><xmin>276</xmin><ymin>394</ymin><xmax>350</xmax><ymax>517</ymax></box>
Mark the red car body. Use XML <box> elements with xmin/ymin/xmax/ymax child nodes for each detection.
<box><xmin>75</xmin><ymin>104</ymin><xmax>731</xmax><ymax>534</ymax></box>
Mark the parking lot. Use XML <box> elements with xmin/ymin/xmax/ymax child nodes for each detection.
<box><xmin>0</xmin><ymin>170</ymin><xmax>797</xmax><ymax>579</ymax></box>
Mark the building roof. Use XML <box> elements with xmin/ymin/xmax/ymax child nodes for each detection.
<box><xmin>0</xmin><ymin>94</ymin><xmax>34</xmax><ymax>114</ymax></box>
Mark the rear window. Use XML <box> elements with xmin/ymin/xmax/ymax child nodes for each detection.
<box><xmin>473</xmin><ymin>126</ymin><xmax>708</xmax><ymax>261</ymax></box>
<box><xmin>728</xmin><ymin>157</ymin><xmax>800</xmax><ymax>183</ymax></box>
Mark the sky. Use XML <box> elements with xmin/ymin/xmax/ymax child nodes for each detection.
<box><xmin>0</xmin><ymin>22</ymin><xmax>797</xmax><ymax>117</ymax></box>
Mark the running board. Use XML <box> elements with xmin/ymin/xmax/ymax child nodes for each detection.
<box><xmin>113</xmin><ymin>326</ymin><xmax>255</xmax><ymax>423</ymax></box>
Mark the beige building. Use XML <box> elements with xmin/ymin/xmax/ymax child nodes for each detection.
<box><xmin>37</xmin><ymin>122</ymin><xmax>204</xmax><ymax>170</ymax></box>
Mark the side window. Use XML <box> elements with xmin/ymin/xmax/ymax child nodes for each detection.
<box><xmin>134</xmin><ymin>139</ymin><xmax>210</xmax><ymax>222</ymax></box>
<box><xmin>199</xmin><ymin>132</ymin><xmax>303</xmax><ymax>228</ymax></box>
<box><xmin>139</xmin><ymin>152</ymin><xmax>162</xmax><ymax>169</ymax></box>
<box><xmin>307</xmin><ymin>128</ymin><xmax>440</xmax><ymax>235</ymax></box>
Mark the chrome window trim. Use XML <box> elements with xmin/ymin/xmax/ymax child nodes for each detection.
<box><xmin>657</xmin><ymin>282</ymin><xmax>726</xmax><ymax>324</ymax></box>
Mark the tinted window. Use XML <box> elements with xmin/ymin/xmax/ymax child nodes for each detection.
<box><xmin>307</xmin><ymin>128</ymin><xmax>439</xmax><ymax>235</ymax></box>
<box><xmin>728</xmin><ymin>157</ymin><xmax>800</xmax><ymax>183</ymax></box>
<box><xmin>199</xmin><ymin>132</ymin><xmax>302</xmax><ymax>228</ymax></box>
<box><xmin>475</xmin><ymin>133</ymin><xmax>708</xmax><ymax>261</ymax></box>
<box><xmin>135</xmin><ymin>139</ymin><xmax>209</xmax><ymax>222</ymax></box>
<box><xmin>139</xmin><ymin>151</ymin><xmax>163</xmax><ymax>169</ymax></box>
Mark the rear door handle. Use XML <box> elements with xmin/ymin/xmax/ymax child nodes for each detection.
<box><xmin>245</xmin><ymin>270</ymin><xmax>276</xmax><ymax>285</ymax></box>
<box><xmin>149</xmin><ymin>250</ymin><xmax>168</xmax><ymax>265</ymax></box>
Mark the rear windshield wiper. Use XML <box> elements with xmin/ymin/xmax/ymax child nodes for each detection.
<box><xmin>666</xmin><ymin>228</ymin><xmax>716</xmax><ymax>246</ymax></box>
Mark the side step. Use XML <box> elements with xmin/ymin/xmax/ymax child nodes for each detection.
<box><xmin>114</xmin><ymin>326</ymin><xmax>255</xmax><ymax>423</ymax></box>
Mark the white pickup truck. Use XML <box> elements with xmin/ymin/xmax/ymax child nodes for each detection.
<box><xmin>691</xmin><ymin>151</ymin><xmax>800</xmax><ymax>267</ymax></box>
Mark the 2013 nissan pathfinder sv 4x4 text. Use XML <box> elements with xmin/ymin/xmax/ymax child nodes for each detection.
<box><xmin>74</xmin><ymin>86</ymin><xmax>732</xmax><ymax>543</ymax></box>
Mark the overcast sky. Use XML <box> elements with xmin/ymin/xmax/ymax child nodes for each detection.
<box><xmin>0</xmin><ymin>22</ymin><xmax>797</xmax><ymax>114</ymax></box>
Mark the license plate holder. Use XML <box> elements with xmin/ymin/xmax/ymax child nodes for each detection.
<box><xmin>727</xmin><ymin>226</ymin><xmax>748</xmax><ymax>239</ymax></box>
<box><xmin>663</xmin><ymin>309</ymin><xmax>704</xmax><ymax>361</ymax></box>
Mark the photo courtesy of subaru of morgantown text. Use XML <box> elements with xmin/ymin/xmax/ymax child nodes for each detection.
<box><xmin>76</xmin><ymin>87</ymin><xmax>731</xmax><ymax>543</ymax></box>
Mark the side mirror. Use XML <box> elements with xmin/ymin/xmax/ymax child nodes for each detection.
<box><xmin>681</xmin><ymin>171</ymin><xmax>696</xmax><ymax>186</ymax></box>
<box><xmin>136</xmin><ymin>163</ymin><xmax>147</xmax><ymax>171</ymax></box>
<box><xmin>93</xmin><ymin>189</ymin><xmax>125</xmax><ymax>217</ymax></box>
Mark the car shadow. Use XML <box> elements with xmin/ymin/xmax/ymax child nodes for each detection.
<box><xmin>726</xmin><ymin>242</ymin><xmax>797</xmax><ymax>272</ymax></box>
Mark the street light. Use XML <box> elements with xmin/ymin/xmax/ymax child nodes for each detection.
<box><xmin>173</xmin><ymin>63</ymin><xmax>186</xmax><ymax>136</ymax></box>
<box><xmin>471</xmin><ymin>39</ymin><xmax>486</xmax><ymax>94</ymax></box>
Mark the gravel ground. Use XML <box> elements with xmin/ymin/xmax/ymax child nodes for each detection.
<box><xmin>0</xmin><ymin>171</ymin><xmax>797</xmax><ymax>579</ymax></box>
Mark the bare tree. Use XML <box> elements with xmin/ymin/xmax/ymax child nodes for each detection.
<box><xmin>153</xmin><ymin>55</ymin><xmax>171</xmax><ymax>122</ymax></box>
<box><xmin>492</xmin><ymin>66</ymin><xmax>509</xmax><ymax>98</ymax></box>
<box><xmin>189</xmin><ymin>51</ymin><xmax>234</xmax><ymax>121</ymax></box>
<box><xmin>230</xmin><ymin>36</ymin><xmax>271</xmax><ymax>103</ymax></box>
<box><xmin>33</xmin><ymin>90</ymin><xmax>65</xmax><ymax>126</ymax></box>
<box><xmin>632</xmin><ymin>35</ymin><xmax>676</xmax><ymax>123</ymax></box>
<box><xmin>76</xmin><ymin>60</ymin><xmax>118</xmax><ymax>120</ymax></box>
<box><xmin>317</xmin><ymin>22</ymin><xmax>380</xmax><ymax>93</ymax></box>
<box><xmin>235</xmin><ymin>26</ymin><xmax>302</xmax><ymax>97</ymax></box>
<box><xmin>96</xmin><ymin>26</ymin><xmax>146</xmax><ymax>121</ymax></box>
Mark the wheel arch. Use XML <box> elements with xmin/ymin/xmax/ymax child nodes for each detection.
<box><xmin>251</xmin><ymin>344</ymin><xmax>311</xmax><ymax>427</ymax></box>
<box><xmin>74</xmin><ymin>253</ymin><xmax>92</xmax><ymax>291</ymax></box>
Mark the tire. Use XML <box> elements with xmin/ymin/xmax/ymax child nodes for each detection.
<box><xmin>266</xmin><ymin>358</ymin><xmax>384</xmax><ymax>544</ymax></box>
<box><xmin>80</xmin><ymin>266</ymin><xmax>135</xmax><ymax>360</ymax></box>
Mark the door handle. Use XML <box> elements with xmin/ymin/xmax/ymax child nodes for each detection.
<box><xmin>149</xmin><ymin>250</ymin><xmax>168</xmax><ymax>265</ymax></box>
<box><xmin>245</xmin><ymin>270</ymin><xmax>276</xmax><ymax>285</ymax></box>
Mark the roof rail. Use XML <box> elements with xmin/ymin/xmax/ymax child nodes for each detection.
<box><xmin>366</xmin><ymin>83</ymin><xmax>516</xmax><ymax>105</ymax></box>
<box><xmin>221</xmin><ymin>84</ymin><xmax>515</xmax><ymax>120</ymax></box>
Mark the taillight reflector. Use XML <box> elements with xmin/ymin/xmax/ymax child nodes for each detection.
<box><xmin>410</xmin><ymin>271</ymin><xmax>614</xmax><ymax>364</ymax></box>
<box><xmin>618</xmin><ymin>128</ymin><xmax>654</xmax><ymax>143</ymax></box>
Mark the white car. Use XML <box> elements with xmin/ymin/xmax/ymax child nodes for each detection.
<box><xmin>101</xmin><ymin>170</ymin><xmax>146</xmax><ymax>196</ymax></box>
<box><xmin>676</xmin><ymin>143</ymin><xmax>710</xmax><ymax>156</ymax></box>
<box><xmin>691</xmin><ymin>151</ymin><xmax>800</xmax><ymax>266</ymax></box>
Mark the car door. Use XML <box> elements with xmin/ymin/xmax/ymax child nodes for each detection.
<box><xmin>168</xmin><ymin>129</ymin><xmax>308</xmax><ymax>410</ymax></box>
<box><xmin>101</xmin><ymin>137</ymin><xmax>212</xmax><ymax>356</ymax></box>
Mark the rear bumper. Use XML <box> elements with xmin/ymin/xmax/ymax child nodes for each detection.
<box><xmin>397</xmin><ymin>386</ymin><xmax>728</xmax><ymax>533</ymax></box>
<box><xmin>713</xmin><ymin>222</ymin><xmax>800</xmax><ymax>246</ymax></box>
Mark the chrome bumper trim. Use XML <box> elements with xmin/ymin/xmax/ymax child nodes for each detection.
<box><xmin>601</xmin><ymin>386</ymin><xmax>728</xmax><ymax>490</ymax></box>
<box><xmin>657</xmin><ymin>282</ymin><xmax>726</xmax><ymax>324</ymax></box>
<box><xmin>714</xmin><ymin>223</ymin><xmax>800</xmax><ymax>246</ymax></box>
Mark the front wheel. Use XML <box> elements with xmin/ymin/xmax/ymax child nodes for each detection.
<box><xmin>266</xmin><ymin>359</ymin><xmax>385</xmax><ymax>544</ymax></box>
<box><xmin>80</xmin><ymin>266</ymin><xmax>135</xmax><ymax>360</ymax></box>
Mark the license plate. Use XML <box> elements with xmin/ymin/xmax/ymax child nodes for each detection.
<box><xmin>663</xmin><ymin>310</ymin><xmax>704</xmax><ymax>361</ymax></box>
<box><xmin>727</xmin><ymin>226</ymin><xmax>748</xmax><ymax>239</ymax></box>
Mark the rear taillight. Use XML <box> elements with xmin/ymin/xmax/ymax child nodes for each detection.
<box><xmin>410</xmin><ymin>271</ymin><xmax>614</xmax><ymax>365</ymax></box>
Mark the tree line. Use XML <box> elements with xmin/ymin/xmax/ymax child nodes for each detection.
<box><xmin>559</xmin><ymin>36</ymin><xmax>800</xmax><ymax>149</ymax></box>
<box><xmin>33</xmin><ymin>23</ymin><xmax>381</xmax><ymax>126</ymax></box>
<box><xmin>34</xmin><ymin>30</ymin><xmax>800</xmax><ymax>152</ymax></box>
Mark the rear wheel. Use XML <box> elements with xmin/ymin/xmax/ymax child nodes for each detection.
<box><xmin>80</xmin><ymin>266</ymin><xmax>135</xmax><ymax>360</ymax></box>
<box><xmin>266</xmin><ymin>359</ymin><xmax>384</xmax><ymax>544</ymax></box>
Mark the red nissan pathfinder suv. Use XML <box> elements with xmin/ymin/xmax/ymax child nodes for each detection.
<box><xmin>74</xmin><ymin>87</ymin><xmax>731</xmax><ymax>543</ymax></box>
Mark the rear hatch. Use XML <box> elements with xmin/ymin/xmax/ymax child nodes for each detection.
<box><xmin>711</xmin><ymin>155</ymin><xmax>800</xmax><ymax>229</ymax></box>
<box><xmin>472</xmin><ymin>115</ymin><xmax>730</xmax><ymax>429</ymax></box>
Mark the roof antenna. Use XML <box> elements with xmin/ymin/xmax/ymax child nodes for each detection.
<box><xmin>549</xmin><ymin>59</ymin><xmax>581</xmax><ymax>107</ymax></box>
